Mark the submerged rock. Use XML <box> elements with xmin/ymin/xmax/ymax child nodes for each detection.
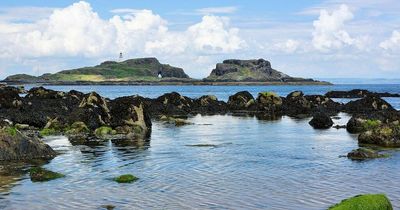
<box><xmin>309</xmin><ymin>112</ymin><xmax>333</xmax><ymax>129</ymax></box>
<box><xmin>347</xmin><ymin>148</ymin><xmax>389</xmax><ymax>160</ymax></box>
<box><xmin>329</xmin><ymin>194</ymin><xmax>393</xmax><ymax>210</ymax></box>
<box><xmin>0</xmin><ymin>125</ymin><xmax>56</xmax><ymax>161</ymax></box>
<box><xmin>29</xmin><ymin>167</ymin><xmax>65</xmax><ymax>182</ymax></box>
<box><xmin>113</xmin><ymin>174</ymin><xmax>138</xmax><ymax>183</ymax></box>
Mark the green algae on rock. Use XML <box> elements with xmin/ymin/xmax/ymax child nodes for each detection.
<box><xmin>113</xmin><ymin>174</ymin><xmax>138</xmax><ymax>183</ymax></box>
<box><xmin>29</xmin><ymin>167</ymin><xmax>65</xmax><ymax>182</ymax></box>
<box><xmin>329</xmin><ymin>194</ymin><xmax>393</xmax><ymax>210</ymax></box>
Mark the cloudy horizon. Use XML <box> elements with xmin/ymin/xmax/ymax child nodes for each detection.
<box><xmin>0</xmin><ymin>0</ymin><xmax>399</xmax><ymax>79</ymax></box>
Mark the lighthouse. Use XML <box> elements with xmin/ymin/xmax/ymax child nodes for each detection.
<box><xmin>119</xmin><ymin>52</ymin><xmax>123</xmax><ymax>62</ymax></box>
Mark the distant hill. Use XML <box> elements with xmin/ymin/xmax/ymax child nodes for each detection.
<box><xmin>5</xmin><ymin>58</ymin><xmax>190</xmax><ymax>83</ymax></box>
<box><xmin>205</xmin><ymin>59</ymin><xmax>314</xmax><ymax>82</ymax></box>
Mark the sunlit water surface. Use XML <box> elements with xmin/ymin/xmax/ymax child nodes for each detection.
<box><xmin>1</xmin><ymin>84</ymin><xmax>400</xmax><ymax>209</ymax></box>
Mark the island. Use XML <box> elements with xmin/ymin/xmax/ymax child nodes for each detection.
<box><xmin>3</xmin><ymin>58</ymin><xmax>330</xmax><ymax>85</ymax></box>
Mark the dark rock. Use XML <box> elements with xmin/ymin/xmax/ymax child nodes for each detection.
<box><xmin>326</xmin><ymin>89</ymin><xmax>400</xmax><ymax>98</ymax></box>
<box><xmin>283</xmin><ymin>91</ymin><xmax>312</xmax><ymax>117</ymax></box>
<box><xmin>0</xmin><ymin>86</ymin><xmax>22</xmax><ymax>109</ymax></box>
<box><xmin>358</xmin><ymin>124</ymin><xmax>400</xmax><ymax>147</ymax></box>
<box><xmin>193</xmin><ymin>95</ymin><xmax>227</xmax><ymax>114</ymax></box>
<box><xmin>347</xmin><ymin>148</ymin><xmax>389</xmax><ymax>160</ymax></box>
<box><xmin>0</xmin><ymin>126</ymin><xmax>56</xmax><ymax>161</ymax></box>
<box><xmin>227</xmin><ymin>91</ymin><xmax>257</xmax><ymax>111</ymax></box>
<box><xmin>343</xmin><ymin>96</ymin><xmax>395</xmax><ymax>114</ymax></box>
<box><xmin>304</xmin><ymin>95</ymin><xmax>342</xmax><ymax>115</ymax></box>
<box><xmin>333</xmin><ymin>125</ymin><xmax>347</xmax><ymax>129</ymax></box>
<box><xmin>309</xmin><ymin>112</ymin><xmax>333</xmax><ymax>129</ymax></box>
<box><xmin>346</xmin><ymin>111</ymin><xmax>400</xmax><ymax>133</ymax></box>
<box><xmin>256</xmin><ymin>92</ymin><xmax>283</xmax><ymax>116</ymax></box>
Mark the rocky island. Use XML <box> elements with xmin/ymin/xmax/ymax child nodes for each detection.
<box><xmin>3</xmin><ymin>58</ymin><xmax>329</xmax><ymax>85</ymax></box>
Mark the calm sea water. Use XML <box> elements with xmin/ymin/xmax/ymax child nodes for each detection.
<box><xmin>1</xmin><ymin>84</ymin><xmax>400</xmax><ymax>209</ymax></box>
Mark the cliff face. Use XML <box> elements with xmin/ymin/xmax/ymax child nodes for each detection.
<box><xmin>5</xmin><ymin>58</ymin><xmax>190</xmax><ymax>82</ymax></box>
<box><xmin>206</xmin><ymin>59</ymin><xmax>295</xmax><ymax>82</ymax></box>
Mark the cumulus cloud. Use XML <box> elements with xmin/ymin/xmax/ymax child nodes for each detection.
<box><xmin>0</xmin><ymin>1</ymin><xmax>245</xmax><ymax>61</ymax></box>
<box><xmin>273</xmin><ymin>39</ymin><xmax>300</xmax><ymax>53</ymax></box>
<box><xmin>380</xmin><ymin>30</ymin><xmax>400</xmax><ymax>51</ymax></box>
<box><xmin>312</xmin><ymin>4</ymin><xmax>356</xmax><ymax>51</ymax></box>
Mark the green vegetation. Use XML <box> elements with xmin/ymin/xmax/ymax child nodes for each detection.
<box><xmin>362</xmin><ymin>119</ymin><xmax>381</xmax><ymax>131</ymax></box>
<box><xmin>259</xmin><ymin>91</ymin><xmax>279</xmax><ymax>98</ymax></box>
<box><xmin>113</xmin><ymin>174</ymin><xmax>139</xmax><ymax>183</ymax></box>
<box><xmin>329</xmin><ymin>194</ymin><xmax>393</xmax><ymax>210</ymax></box>
<box><xmin>29</xmin><ymin>167</ymin><xmax>65</xmax><ymax>182</ymax></box>
<box><xmin>95</xmin><ymin>126</ymin><xmax>116</xmax><ymax>137</ymax></box>
<box><xmin>66</xmin><ymin>122</ymin><xmax>89</xmax><ymax>134</ymax></box>
<box><xmin>6</xmin><ymin>126</ymin><xmax>18</xmax><ymax>136</ymax></box>
<box><xmin>39</xmin><ymin>128</ymin><xmax>58</xmax><ymax>136</ymax></box>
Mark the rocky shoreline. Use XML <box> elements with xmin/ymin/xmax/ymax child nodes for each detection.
<box><xmin>0</xmin><ymin>86</ymin><xmax>399</xmax><ymax>162</ymax></box>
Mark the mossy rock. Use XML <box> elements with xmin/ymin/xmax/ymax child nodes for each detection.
<box><xmin>29</xmin><ymin>167</ymin><xmax>65</xmax><ymax>182</ymax></box>
<box><xmin>347</xmin><ymin>148</ymin><xmax>390</xmax><ymax>160</ymax></box>
<box><xmin>362</xmin><ymin>119</ymin><xmax>381</xmax><ymax>131</ymax></box>
<box><xmin>39</xmin><ymin>128</ymin><xmax>58</xmax><ymax>137</ymax></box>
<box><xmin>113</xmin><ymin>174</ymin><xmax>138</xmax><ymax>183</ymax></box>
<box><xmin>329</xmin><ymin>194</ymin><xmax>393</xmax><ymax>210</ymax></box>
<box><xmin>95</xmin><ymin>126</ymin><xmax>116</xmax><ymax>137</ymax></box>
<box><xmin>6</xmin><ymin>126</ymin><xmax>18</xmax><ymax>136</ymax></box>
<box><xmin>259</xmin><ymin>91</ymin><xmax>278</xmax><ymax>98</ymax></box>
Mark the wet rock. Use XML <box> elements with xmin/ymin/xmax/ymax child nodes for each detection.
<box><xmin>283</xmin><ymin>91</ymin><xmax>312</xmax><ymax>117</ymax></box>
<box><xmin>328</xmin><ymin>194</ymin><xmax>393</xmax><ymax>210</ymax></box>
<box><xmin>309</xmin><ymin>112</ymin><xmax>333</xmax><ymax>129</ymax></box>
<box><xmin>193</xmin><ymin>95</ymin><xmax>227</xmax><ymax>114</ymax></box>
<box><xmin>333</xmin><ymin>125</ymin><xmax>347</xmax><ymax>129</ymax></box>
<box><xmin>343</xmin><ymin>96</ymin><xmax>395</xmax><ymax>114</ymax></box>
<box><xmin>256</xmin><ymin>92</ymin><xmax>283</xmax><ymax>116</ymax></box>
<box><xmin>227</xmin><ymin>91</ymin><xmax>257</xmax><ymax>111</ymax></box>
<box><xmin>0</xmin><ymin>86</ymin><xmax>22</xmax><ymax>109</ymax></box>
<box><xmin>29</xmin><ymin>167</ymin><xmax>65</xmax><ymax>182</ymax></box>
<box><xmin>358</xmin><ymin>124</ymin><xmax>400</xmax><ymax>147</ymax></box>
<box><xmin>109</xmin><ymin>96</ymin><xmax>152</xmax><ymax>138</ymax></box>
<box><xmin>347</xmin><ymin>148</ymin><xmax>389</xmax><ymax>160</ymax></box>
<box><xmin>148</xmin><ymin>92</ymin><xmax>194</xmax><ymax>116</ymax></box>
<box><xmin>113</xmin><ymin>174</ymin><xmax>138</xmax><ymax>183</ymax></box>
<box><xmin>326</xmin><ymin>89</ymin><xmax>400</xmax><ymax>98</ymax></box>
<box><xmin>159</xmin><ymin>115</ymin><xmax>193</xmax><ymax>126</ymax></box>
<box><xmin>347</xmin><ymin>117</ymin><xmax>381</xmax><ymax>134</ymax></box>
<box><xmin>0</xmin><ymin>126</ymin><xmax>56</xmax><ymax>161</ymax></box>
<box><xmin>304</xmin><ymin>95</ymin><xmax>342</xmax><ymax>115</ymax></box>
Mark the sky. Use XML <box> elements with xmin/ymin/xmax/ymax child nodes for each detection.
<box><xmin>0</xmin><ymin>0</ymin><xmax>399</xmax><ymax>79</ymax></box>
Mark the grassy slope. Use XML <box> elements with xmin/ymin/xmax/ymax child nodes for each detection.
<box><xmin>207</xmin><ymin>66</ymin><xmax>273</xmax><ymax>81</ymax></box>
<box><xmin>42</xmin><ymin>62</ymin><xmax>162</xmax><ymax>82</ymax></box>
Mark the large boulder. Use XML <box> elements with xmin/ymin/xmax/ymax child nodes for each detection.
<box><xmin>283</xmin><ymin>91</ymin><xmax>312</xmax><ymax>117</ymax></box>
<box><xmin>304</xmin><ymin>95</ymin><xmax>342</xmax><ymax>115</ymax></box>
<box><xmin>346</xmin><ymin>111</ymin><xmax>400</xmax><ymax>133</ymax></box>
<box><xmin>109</xmin><ymin>96</ymin><xmax>152</xmax><ymax>138</ymax></box>
<box><xmin>0</xmin><ymin>86</ymin><xmax>23</xmax><ymax>109</ymax></box>
<box><xmin>193</xmin><ymin>95</ymin><xmax>227</xmax><ymax>114</ymax></box>
<box><xmin>148</xmin><ymin>92</ymin><xmax>194</xmax><ymax>116</ymax></box>
<box><xmin>256</xmin><ymin>92</ymin><xmax>283</xmax><ymax>115</ymax></box>
<box><xmin>227</xmin><ymin>91</ymin><xmax>257</xmax><ymax>111</ymax></box>
<box><xmin>0</xmin><ymin>125</ymin><xmax>56</xmax><ymax>161</ymax></box>
<box><xmin>309</xmin><ymin>112</ymin><xmax>333</xmax><ymax>129</ymax></box>
<box><xmin>343</xmin><ymin>96</ymin><xmax>395</xmax><ymax>114</ymax></box>
<box><xmin>358</xmin><ymin>124</ymin><xmax>400</xmax><ymax>147</ymax></box>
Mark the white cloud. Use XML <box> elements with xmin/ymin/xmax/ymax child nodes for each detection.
<box><xmin>196</xmin><ymin>6</ymin><xmax>238</xmax><ymax>15</ymax></box>
<box><xmin>273</xmin><ymin>39</ymin><xmax>300</xmax><ymax>53</ymax></box>
<box><xmin>380</xmin><ymin>30</ymin><xmax>400</xmax><ymax>51</ymax></box>
<box><xmin>0</xmin><ymin>1</ymin><xmax>245</xmax><ymax>76</ymax></box>
<box><xmin>312</xmin><ymin>4</ymin><xmax>355</xmax><ymax>51</ymax></box>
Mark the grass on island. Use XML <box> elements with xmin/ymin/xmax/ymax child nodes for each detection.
<box><xmin>329</xmin><ymin>194</ymin><xmax>393</xmax><ymax>210</ymax></box>
<box><xmin>39</xmin><ymin>128</ymin><xmax>58</xmax><ymax>137</ymax></box>
<box><xmin>113</xmin><ymin>174</ymin><xmax>139</xmax><ymax>183</ymax></box>
<box><xmin>29</xmin><ymin>167</ymin><xmax>65</xmax><ymax>182</ymax></box>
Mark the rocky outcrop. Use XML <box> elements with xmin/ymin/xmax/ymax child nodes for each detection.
<box><xmin>358</xmin><ymin>124</ymin><xmax>400</xmax><ymax>147</ymax></box>
<box><xmin>282</xmin><ymin>91</ymin><xmax>312</xmax><ymax>117</ymax></box>
<box><xmin>347</xmin><ymin>148</ymin><xmax>389</xmax><ymax>160</ymax></box>
<box><xmin>256</xmin><ymin>92</ymin><xmax>283</xmax><ymax>116</ymax></box>
<box><xmin>343</xmin><ymin>95</ymin><xmax>395</xmax><ymax>114</ymax></box>
<box><xmin>326</xmin><ymin>89</ymin><xmax>400</xmax><ymax>98</ymax></box>
<box><xmin>0</xmin><ymin>124</ymin><xmax>56</xmax><ymax>161</ymax></box>
<box><xmin>227</xmin><ymin>91</ymin><xmax>257</xmax><ymax>111</ymax></box>
<box><xmin>206</xmin><ymin>59</ymin><xmax>316</xmax><ymax>82</ymax></box>
<box><xmin>309</xmin><ymin>112</ymin><xmax>333</xmax><ymax>129</ymax></box>
<box><xmin>193</xmin><ymin>95</ymin><xmax>227</xmax><ymax>114</ymax></box>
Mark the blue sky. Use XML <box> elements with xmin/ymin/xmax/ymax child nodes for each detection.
<box><xmin>0</xmin><ymin>0</ymin><xmax>399</xmax><ymax>79</ymax></box>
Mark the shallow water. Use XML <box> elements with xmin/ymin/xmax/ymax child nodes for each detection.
<box><xmin>2</xmin><ymin>84</ymin><xmax>400</xmax><ymax>209</ymax></box>
<box><xmin>1</xmin><ymin>113</ymin><xmax>400</xmax><ymax>210</ymax></box>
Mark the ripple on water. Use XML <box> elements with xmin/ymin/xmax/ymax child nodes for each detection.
<box><xmin>1</xmin><ymin>114</ymin><xmax>400</xmax><ymax>209</ymax></box>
